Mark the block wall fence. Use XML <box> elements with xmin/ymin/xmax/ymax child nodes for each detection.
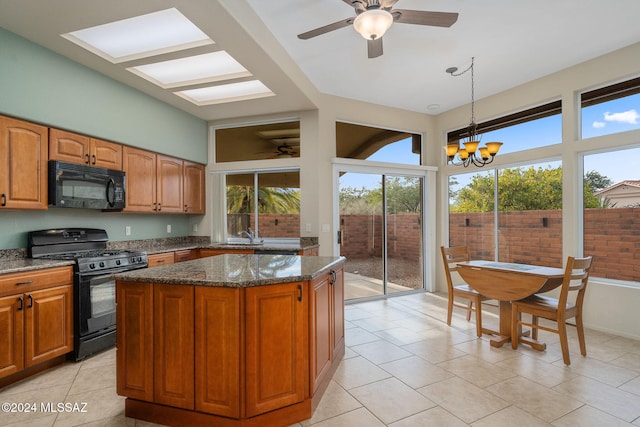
<box><xmin>230</xmin><ymin>208</ymin><xmax>640</xmax><ymax>282</ymax></box>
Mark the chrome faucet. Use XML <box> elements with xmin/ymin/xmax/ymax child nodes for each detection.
<box><xmin>238</xmin><ymin>228</ymin><xmax>262</xmax><ymax>243</ymax></box>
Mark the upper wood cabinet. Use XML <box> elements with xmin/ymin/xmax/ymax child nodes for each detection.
<box><xmin>123</xmin><ymin>146</ymin><xmax>204</xmax><ymax>214</ymax></box>
<box><xmin>0</xmin><ymin>116</ymin><xmax>48</xmax><ymax>210</ymax></box>
<box><xmin>183</xmin><ymin>161</ymin><xmax>205</xmax><ymax>214</ymax></box>
<box><xmin>49</xmin><ymin>128</ymin><xmax>122</xmax><ymax>170</ymax></box>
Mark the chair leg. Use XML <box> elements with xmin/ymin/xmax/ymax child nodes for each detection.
<box><xmin>474</xmin><ymin>298</ymin><xmax>482</xmax><ymax>338</ymax></box>
<box><xmin>576</xmin><ymin>313</ymin><xmax>587</xmax><ymax>356</ymax></box>
<box><xmin>466</xmin><ymin>300</ymin><xmax>473</xmax><ymax>321</ymax></box>
<box><xmin>531</xmin><ymin>315</ymin><xmax>539</xmax><ymax>340</ymax></box>
<box><xmin>511</xmin><ymin>305</ymin><xmax>519</xmax><ymax>350</ymax></box>
<box><xmin>447</xmin><ymin>295</ymin><xmax>454</xmax><ymax>325</ymax></box>
<box><xmin>558</xmin><ymin>320</ymin><xmax>571</xmax><ymax>365</ymax></box>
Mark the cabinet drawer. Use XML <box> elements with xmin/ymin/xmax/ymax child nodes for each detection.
<box><xmin>0</xmin><ymin>266</ymin><xmax>73</xmax><ymax>297</ymax></box>
<box><xmin>147</xmin><ymin>253</ymin><xmax>175</xmax><ymax>268</ymax></box>
<box><xmin>174</xmin><ymin>250</ymin><xmax>194</xmax><ymax>263</ymax></box>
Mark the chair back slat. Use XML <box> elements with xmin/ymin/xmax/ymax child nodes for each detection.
<box><xmin>558</xmin><ymin>256</ymin><xmax>593</xmax><ymax>309</ymax></box>
<box><xmin>441</xmin><ymin>246</ymin><xmax>470</xmax><ymax>291</ymax></box>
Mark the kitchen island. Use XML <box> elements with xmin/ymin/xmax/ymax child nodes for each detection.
<box><xmin>114</xmin><ymin>254</ymin><xmax>345</xmax><ymax>427</ymax></box>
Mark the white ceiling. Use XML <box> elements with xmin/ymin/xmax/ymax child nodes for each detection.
<box><xmin>1</xmin><ymin>0</ymin><xmax>639</xmax><ymax>121</ymax></box>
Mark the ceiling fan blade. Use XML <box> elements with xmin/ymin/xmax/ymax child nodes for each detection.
<box><xmin>342</xmin><ymin>0</ymin><xmax>366</xmax><ymax>12</ymax></box>
<box><xmin>297</xmin><ymin>17</ymin><xmax>354</xmax><ymax>40</ymax></box>
<box><xmin>367</xmin><ymin>38</ymin><xmax>383</xmax><ymax>58</ymax></box>
<box><xmin>392</xmin><ymin>10</ymin><xmax>459</xmax><ymax>27</ymax></box>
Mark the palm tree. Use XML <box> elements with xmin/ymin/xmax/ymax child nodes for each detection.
<box><xmin>226</xmin><ymin>185</ymin><xmax>300</xmax><ymax>214</ymax></box>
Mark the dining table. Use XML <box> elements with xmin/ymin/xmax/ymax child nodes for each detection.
<box><xmin>456</xmin><ymin>260</ymin><xmax>565</xmax><ymax>350</ymax></box>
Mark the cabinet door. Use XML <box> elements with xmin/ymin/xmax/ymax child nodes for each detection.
<box><xmin>156</xmin><ymin>155</ymin><xmax>183</xmax><ymax>213</ymax></box>
<box><xmin>0</xmin><ymin>294</ymin><xmax>24</xmax><ymax>379</ymax></box>
<box><xmin>183</xmin><ymin>161</ymin><xmax>205</xmax><ymax>214</ymax></box>
<box><xmin>91</xmin><ymin>139</ymin><xmax>122</xmax><ymax>170</ymax></box>
<box><xmin>116</xmin><ymin>281</ymin><xmax>153</xmax><ymax>401</ymax></box>
<box><xmin>154</xmin><ymin>284</ymin><xmax>194</xmax><ymax>409</ymax></box>
<box><xmin>245</xmin><ymin>282</ymin><xmax>307</xmax><ymax>417</ymax></box>
<box><xmin>24</xmin><ymin>285</ymin><xmax>73</xmax><ymax>367</ymax></box>
<box><xmin>49</xmin><ymin>128</ymin><xmax>90</xmax><ymax>165</ymax></box>
<box><xmin>0</xmin><ymin>116</ymin><xmax>48</xmax><ymax>210</ymax></box>
<box><xmin>123</xmin><ymin>146</ymin><xmax>156</xmax><ymax>212</ymax></box>
<box><xmin>195</xmin><ymin>287</ymin><xmax>240</xmax><ymax>417</ymax></box>
<box><xmin>310</xmin><ymin>273</ymin><xmax>332</xmax><ymax>394</ymax></box>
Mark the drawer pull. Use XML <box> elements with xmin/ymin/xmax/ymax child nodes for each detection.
<box><xmin>16</xmin><ymin>280</ymin><xmax>33</xmax><ymax>286</ymax></box>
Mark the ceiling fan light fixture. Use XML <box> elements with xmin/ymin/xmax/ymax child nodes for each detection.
<box><xmin>353</xmin><ymin>9</ymin><xmax>393</xmax><ymax>40</ymax></box>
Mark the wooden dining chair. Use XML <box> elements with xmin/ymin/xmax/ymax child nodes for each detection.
<box><xmin>440</xmin><ymin>246</ymin><xmax>496</xmax><ymax>337</ymax></box>
<box><xmin>511</xmin><ymin>256</ymin><xmax>593</xmax><ymax>365</ymax></box>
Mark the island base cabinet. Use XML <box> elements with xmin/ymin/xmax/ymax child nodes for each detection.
<box><xmin>245</xmin><ymin>282</ymin><xmax>308</xmax><ymax>417</ymax></box>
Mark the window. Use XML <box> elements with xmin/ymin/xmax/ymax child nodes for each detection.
<box><xmin>226</xmin><ymin>170</ymin><xmax>300</xmax><ymax>240</ymax></box>
<box><xmin>215</xmin><ymin>121</ymin><xmax>300</xmax><ymax>162</ymax></box>
<box><xmin>583</xmin><ymin>147</ymin><xmax>640</xmax><ymax>283</ymax></box>
<box><xmin>581</xmin><ymin>77</ymin><xmax>640</xmax><ymax>139</ymax></box>
<box><xmin>447</xmin><ymin>101</ymin><xmax>562</xmax><ymax>155</ymax></box>
<box><xmin>336</xmin><ymin>122</ymin><xmax>421</xmax><ymax>165</ymax></box>
<box><xmin>448</xmin><ymin>161</ymin><xmax>562</xmax><ymax>266</ymax></box>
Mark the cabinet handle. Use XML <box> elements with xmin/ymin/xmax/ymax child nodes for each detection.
<box><xmin>27</xmin><ymin>295</ymin><xmax>33</xmax><ymax>308</ymax></box>
<box><xmin>297</xmin><ymin>284</ymin><xmax>303</xmax><ymax>302</ymax></box>
<box><xmin>16</xmin><ymin>280</ymin><xmax>33</xmax><ymax>286</ymax></box>
<box><xmin>153</xmin><ymin>203</ymin><xmax>157</xmax><ymax>211</ymax></box>
<box><xmin>184</xmin><ymin>204</ymin><xmax>188</xmax><ymax>212</ymax></box>
<box><xmin>157</xmin><ymin>259</ymin><xmax>165</xmax><ymax>263</ymax></box>
<box><xmin>92</xmin><ymin>154</ymin><xmax>97</xmax><ymax>165</ymax></box>
<box><xmin>157</xmin><ymin>203</ymin><xmax>162</xmax><ymax>211</ymax></box>
<box><xmin>85</xmin><ymin>154</ymin><xmax>90</xmax><ymax>164</ymax></box>
<box><xmin>330</xmin><ymin>270</ymin><xmax>336</xmax><ymax>286</ymax></box>
<box><xmin>17</xmin><ymin>296</ymin><xmax>23</xmax><ymax>311</ymax></box>
<box><xmin>1</xmin><ymin>194</ymin><xmax>6</xmax><ymax>207</ymax></box>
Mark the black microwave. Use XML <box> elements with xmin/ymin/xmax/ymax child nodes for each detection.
<box><xmin>49</xmin><ymin>160</ymin><xmax>126</xmax><ymax>210</ymax></box>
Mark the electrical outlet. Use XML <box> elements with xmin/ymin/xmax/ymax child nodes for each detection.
<box><xmin>125</xmin><ymin>226</ymin><xmax>131</xmax><ymax>236</ymax></box>
<box><xmin>192</xmin><ymin>224</ymin><xmax>198</xmax><ymax>232</ymax></box>
<box><xmin>305</xmin><ymin>223</ymin><xmax>312</xmax><ymax>232</ymax></box>
<box><xmin>322</xmin><ymin>224</ymin><xmax>330</xmax><ymax>233</ymax></box>
<box><xmin>167</xmin><ymin>224</ymin><xmax>171</xmax><ymax>233</ymax></box>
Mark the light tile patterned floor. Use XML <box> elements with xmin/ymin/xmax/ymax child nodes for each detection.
<box><xmin>1</xmin><ymin>292</ymin><xmax>639</xmax><ymax>426</ymax></box>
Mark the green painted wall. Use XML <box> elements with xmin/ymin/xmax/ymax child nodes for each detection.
<box><xmin>0</xmin><ymin>29</ymin><xmax>208</xmax><ymax>250</ymax></box>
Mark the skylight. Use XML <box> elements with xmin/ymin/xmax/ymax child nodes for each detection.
<box><xmin>61</xmin><ymin>8</ymin><xmax>213</xmax><ymax>63</ymax></box>
<box><xmin>176</xmin><ymin>81</ymin><xmax>274</xmax><ymax>106</ymax></box>
<box><xmin>128</xmin><ymin>51</ymin><xmax>252</xmax><ymax>89</ymax></box>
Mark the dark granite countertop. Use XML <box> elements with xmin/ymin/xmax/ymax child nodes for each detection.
<box><xmin>114</xmin><ymin>254</ymin><xmax>344</xmax><ymax>288</ymax></box>
<box><xmin>116</xmin><ymin>240</ymin><xmax>318</xmax><ymax>256</ymax></box>
<box><xmin>0</xmin><ymin>258</ymin><xmax>75</xmax><ymax>275</ymax></box>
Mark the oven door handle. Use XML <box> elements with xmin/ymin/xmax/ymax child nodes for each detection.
<box><xmin>78</xmin><ymin>264</ymin><xmax>147</xmax><ymax>278</ymax></box>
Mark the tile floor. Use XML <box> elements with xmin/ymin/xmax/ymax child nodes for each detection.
<box><xmin>1</xmin><ymin>292</ymin><xmax>639</xmax><ymax>426</ymax></box>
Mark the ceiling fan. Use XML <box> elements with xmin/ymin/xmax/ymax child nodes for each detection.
<box><xmin>255</xmin><ymin>129</ymin><xmax>300</xmax><ymax>158</ymax></box>
<box><xmin>297</xmin><ymin>0</ymin><xmax>458</xmax><ymax>58</ymax></box>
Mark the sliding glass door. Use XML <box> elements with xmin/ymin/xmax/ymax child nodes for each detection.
<box><xmin>337</xmin><ymin>169</ymin><xmax>424</xmax><ymax>300</ymax></box>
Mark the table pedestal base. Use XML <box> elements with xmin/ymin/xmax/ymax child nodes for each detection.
<box><xmin>487</xmin><ymin>301</ymin><xmax>546</xmax><ymax>351</ymax></box>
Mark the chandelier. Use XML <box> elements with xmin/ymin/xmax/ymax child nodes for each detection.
<box><xmin>445</xmin><ymin>57</ymin><xmax>502</xmax><ymax>167</ymax></box>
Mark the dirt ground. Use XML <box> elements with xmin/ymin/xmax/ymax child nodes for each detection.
<box><xmin>344</xmin><ymin>257</ymin><xmax>423</xmax><ymax>290</ymax></box>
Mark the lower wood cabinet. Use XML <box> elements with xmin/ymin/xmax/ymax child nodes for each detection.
<box><xmin>146</xmin><ymin>252</ymin><xmax>174</xmax><ymax>268</ymax></box>
<box><xmin>116</xmin><ymin>278</ymin><xmax>325</xmax><ymax>425</ymax></box>
<box><xmin>0</xmin><ymin>267</ymin><xmax>73</xmax><ymax>380</ymax></box>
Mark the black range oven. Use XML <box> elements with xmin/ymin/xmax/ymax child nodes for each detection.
<box><xmin>28</xmin><ymin>228</ymin><xmax>147</xmax><ymax>361</ymax></box>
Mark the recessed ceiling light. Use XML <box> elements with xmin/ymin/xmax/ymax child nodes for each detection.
<box><xmin>176</xmin><ymin>80</ymin><xmax>274</xmax><ymax>106</ymax></box>
<box><xmin>128</xmin><ymin>51</ymin><xmax>252</xmax><ymax>89</ymax></box>
<box><xmin>61</xmin><ymin>8</ymin><xmax>213</xmax><ymax>63</ymax></box>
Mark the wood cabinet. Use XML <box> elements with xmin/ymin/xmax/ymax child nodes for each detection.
<box><xmin>309</xmin><ymin>266</ymin><xmax>344</xmax><ymax>396</ymax></box>
<box><xmin>0</xmin><ymin>116</ymin><xmax>48</xmax><ymax>210</ymax></box>
<box><xmin>195</xmin><ymin>287</ymin><xmax>240</xmax><ymax>417</ymax></box>
<box><xmin>123</xmin><ymin>147</ymin><xmax>204</xmax><ymax>214</ymax></box>
<box><xmin>0</xmin><ymin>266</ymin><xmax>73</xmax><ymax>380</ymax></box>
<box><xmin>154</xmin><ymin>284</ymin><xmax>194</xmax><ymax>409</ymax></box>
<box><xmin>245</xmin><ymin>282</ymin><xmax>308</xmax><ymax>417</ymax></box>
<box><xmin>183</xmin><ymin>161</ymin><xmax>205</xmax><ymax>214</ymax></box>
<box><xmin>49</xmin><ymin>128</ymin><xmax>122</xmax><ymax>170</ymax></box>
<box><xmin>174</xmin><ymin>249</ymin><xmax>196</xmax><ymax>263</ymax></box>
<box><xmin>198</xmin><ymin>248</ymin><xmax>254</xmax><ymax>258</ymax></box>
<box><xmin>147</xmin><ymin>253</ymin><xmax>175</xmax><ymax>268</ymax></box>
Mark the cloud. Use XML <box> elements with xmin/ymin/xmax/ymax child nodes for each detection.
<box><xmin>592</xmin><ymin>121</ymin><xmax>606</xmax><ymax>128</ymax></box>
<box><xmin>603</xmin><ymin>109</ymin><xmax>639</xmax><ymax>125</ymax></box>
